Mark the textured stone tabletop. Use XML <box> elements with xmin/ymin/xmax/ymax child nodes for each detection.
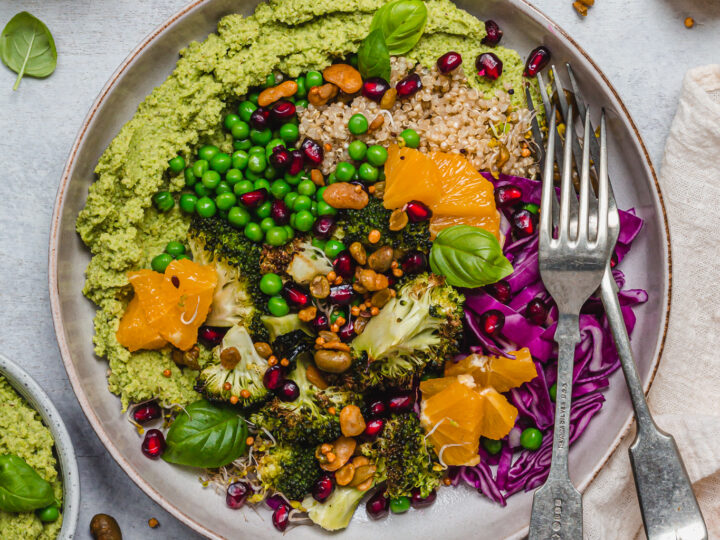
<box><xmin>0</xmin><ymin>0</ymin><xmax>718</xmax><ymax>538</ymax></box>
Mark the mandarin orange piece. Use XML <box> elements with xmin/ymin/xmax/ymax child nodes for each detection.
<box><xmin>128</xmin><ymin>269</ymin><xmax>177</xmax><ymax>325</ymax></box>
<box><xmin>445</xmin><ymin>347</ymin><xmax>538</xmax><ymax>393</ymax></box>
<box><xmin>476</xmin><ymin>387</ymin><xmax>518</xmax><ymax>440</ymax></box>
<box><xmin>116</xmin><ymin>296</ymin><xmax>167</xmax><ymax>352</ymax></box>
<box><xmin>382</xmin><ymin>145</ymin><xmax>442</xmax><ymax>210</ymax></box>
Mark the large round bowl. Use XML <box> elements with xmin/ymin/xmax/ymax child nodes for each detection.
<box><xmin>49</xmin><ymin>0</ymin><xmax>670</xmax><ymax>538</ymax></box>
<box><xmin>0</xmin><ymin>353</ymin><xmax>80</xmax><ymax>539</ymax></box>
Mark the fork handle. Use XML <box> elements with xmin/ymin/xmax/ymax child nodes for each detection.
<box><xmin>600</xmin><ymin>268</ymin><xmax>707</xmax><ymax>539</ymax></box>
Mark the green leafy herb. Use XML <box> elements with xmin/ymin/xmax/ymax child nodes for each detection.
<box><xmin>429</xmin><ymin>225</ymin><xmax>513</xmax><ymax>288</ymax></box>
<box><xmin>0</xmin><ymin>12</ymin><xmax>57</xmax><ymax>91</ymax></box>
<box><xmin>369</xmin><ymin>0</ymin><xmax>427</xmax><ymax>55</ymax></box>
<box><xmin>163</xmin><ymin>400</ymin><xmax>248</xmax><ymax>468</ymax></box>
<box><xmin>0</xmin><ymin>454</ymin><xmax>55</xmax><ymax>513</ymax></box>
<box><xmin>358</xmin><ymin>29</ymin><xmax>391</xmax><ymax>81</ymax></box>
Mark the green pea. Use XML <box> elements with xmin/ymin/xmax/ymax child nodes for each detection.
<box><xmin>311</xmin><ymin>237</ymin><xmax>326</xmax><ymax>250</ymax></box>
<box><xmin>254</xmin><ymin>179</ymin><xmax>271</xmax><ymax>192</ymax></box>
<box><xmin>238</xmin><ymin>101</ymin><xmax>257</xmax><ymax>122</ymax></box>
<box><xmin>260</xmin><ymin>217</ymin><xmax>276</xmax><ymax>232</ymax></box>
<box><xmin>250</xmin><ymin>128</ymin><xmax>272</xmax><ymax>146</ymax></box>
<box><xmin>265</xmin><ymin>138</ymin><xmax>286</xmax><ymax>158</ymax></box>
<box><xmin>482</xmin><ymin>437</ymin><xmax>503</xmax><ymax>455</ymax></box>
<box><xmin>175</xmin><ymin>254</ymin><xmax>191</xmax><ymax>261</ymax></box>
<box><xmin>295</xmin><ymin>99</ymin><xmax>309</xmax><ymax>108</ymax></box>
<box><xmin>247</xmin><ymin>153</ymin><xmax>267</xmax><ymax>174</ymax></box>
<box><xmin>348</xmin><ymin>113</ymin><xmax>369</xmax><ymax>135</ymax></box>
<box><xmin>249</xmin><ymin>145</ymin><xmax>266</xmax><ymax>156</ymax></box>
<box><xmin>265</xmin><ymin>73</ymin><xmax>277</xmax><ymax>88</ymax></box>
<box><xmin>231</xmin><ymin>121</ymin><xmax>250</xmax><ymax>140</ymax></box>
<box><xmin>347</xmin><ymin>54</ymin><xmax>358</xmax><ymax>68</ymax></box>
<box><xmin>264</xmin><ymin>164</ymin><xmax>278</xmax><ymax>180</ymax></box>
<box><xmin>265</xmin><ymin>226</ymin><xmax>288</xmax><ymax>246</ymax></box>
<box><xmin>209</xmin><ymin>153</ymin><xmax>231</xmax><ymax>174</ymax></box>
<box><xmin>358</xmin><ymin>162</ymin><xmax>379</xmax><ymax>182</ymax></box>
<box><xmin>293</xmin><ymin>194</ymin><xmax>312</xmax><ymax>211</ymax></box>
<box><xmin>233</xmin><ymin>180</ymin><xmax>255</xmax><ymax>196</ymax></box>
<box><xmin>183</xmin><ymin>167</ymin><xmax>197</xmax><ymax>187</ymax></box>
<box><xmin>270</xmin><ymin>179</ymin><xmax>291</xmax><ymax>199</ymax></box>
<box><xmin>244</xmin><ymin>222</ymin><xmax>264</xmax><ymax>242</ymax></box>
<box><xmin>260</xmin><ymin>273</ymin><xmax>283</xmax><ymax>295</ymax></box>
<box><xmin>294</xmin><ymin>209</ymin><xmax>315</xmax><ymax>232</ymax></box>
<box><xmin>200</xmin><ymin>170</ymin><xmax>220</xmax><ymax>190</ymax></box>
<box><xmin>256</xmin><ymin>201</ymin><xmax>273</xmax><ymax>219</ymax></box>
<box><xmin>151</xmin><ymin>253</ymin><xmax>173</xmax><ymax>273</ymax></box>
<box><xmin>335</xmin><ymin>162</ymin><xmax>356</xmax><ymax>182</ymax></box>
<box><xmin>231</xmin><ymin>150</ymin><xmax>249</xmax><ymax>170</ymax></box>
<box><xmin>192</xmin><ymin>159</ymin><xmax>209</xmax><ymax>178</ymax></box>
<box><xmin>390</xmin><ymin>496</ymin><xmax>411</xmax><ymax>514</ymax></box>
<box><xmin>305</xmin><ymin>70</ymin><xmax>323</xmax><ymax>89</ymax></box>
<box><xmin>224</xmin><ymin>113</ymin><xmax>242</xmax><ymax>130</ymax></box>
<box><xmin>37</xmin><ymin>504</ymin><xmax>60</xmax><ymax>523</ymax></box>
<box><xmin>311</xmin><ymin>201</ymin><xmax>318</xmax><ymax>215</ymax></box>
<box><xmin>324</xmin><ymin>239</ymin><xmax>345</xmax><ymax>258</ymax></box>
<box><xmin>227</xmin><ymin>206</ymin><xmax>251</xmax><ymax>228</ymax></box>
<box><xmin>523</xmin><ymin>202</ymin><xmax>540</xmax><ymax>215</ymax></box>
<box><xmin>152</xmin><ymin>191</ymin><xmax>174</xmax><ymax>212</ymax></box>
<box><xmin>268</xmin><ymin>295</ymin><xmax>290</xmax><ymax>316</ymax></box>
<box><xmin>284</xmin><ymin>171</ymin><xmax>302</xmax><ymax>185</ymax></box>
<box><xmin>520</xmin><ymin>427</ymin><xmax>543</xmax><ymax>451</ymax></box>
<box><xmin>283</xmin><ymin>225</ymin><xmax>294</xmax><ymax>240</ymax></box>
<box><xmin>196</xmin><ymin>196</ymin><xmax>217</xmax><ymax>218</ymax></box>
<box><xmin>179</xmin><ymin>193</ymin><xmax>198</xmax><ymax>214</ymax></box>
<box><xmin>315</xmin><ymin>187</ymin><xmax>327</xmax><ymax>202</ymax></box>
<box><xmin>233</xmin><ymin>138</ymin><xmax>252</xmax><ymax>151</ymax></box>
<box><xmin>244</xmin><ymin>170</ymin><xmax>261</xmax><ymax>181</ymax></box>
<box><xmin>317</xmin><ymin>201</ymin><xmax>337</xmax><ymax>216</ymax></box>
<box><xmin>549</xmin><ymin>382</ymin><xmax>557</xmax><ymax>402</ymax></box>
<box><xmin>165</xmin><ymin>241</ymin><xmax>186</xmax><ymax>257</ymax></box>
<box><xmin>279</xmin><ymin>123</ymin><xmax>300</xmax><ymax>144</ymax></box>
<box><xmin>194</xmin><ymin>183</ymin><xmax>211</xmax><ymax>197</ymax></box>
<box><xmin>168</xmin><ymin>155</ymin><xmax>185</xmax><ymax>173</ymax></box>
<box><xmin>326</xmin><ymin>172</ymin><xmax>337</xmax><ymax>185</ymax></box>
<box><xmin>216</xmin><ymin>192</ymin><xmax>237</xmax><ymax>210</ymax></box>
<box><xmin>284</xmin><ymin>191</ymin><xmax>299</xmax><ymax>208</ymax></box>
<box><xmin>247</xmin><ymin>92</ymin><xmax>260</xmax><ymax>105</ymax></box>
<box><xmin>330</xmin><ymin>310</ymin><xmax>346</xmax><ymax>324</ymax></box>
<box><xmin>348</xmin><ymin>140</ymin><xmax>367</xmax><ymax>161</ymax></box>
<box><xmin>366</xmin><ymin>145</ymin><xmax>388</xmax><ymax>166</ymax></box>
<box><xmin>297</xmin><ymin>179</ymin><xmax>316</xmax><ymax>196</ymax></box>
<box><xmin>295</xmin><ymin>77</ymin><xmax>307</xmax><ymax>98</ymax></box>
<box><xmin>225</xmin><ymin>168</ymin><xmax>244</xmax><ymax>185</ymax></box>
<box><xmin>198</xmin><ymin>145</ymin><xmax>219</xmax><ymax>161</ymax></box>
<box><xmin>400</xmin><ymin>128</ymin><xmax>420</xmax><ymax>148</ymax></box>
<box><xmin>216</xmin><ymin>181</ymin><xmax>232</xmax><ymax>194</ymax></box>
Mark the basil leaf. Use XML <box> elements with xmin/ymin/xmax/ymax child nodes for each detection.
<box><xmin>369</xmin><ymin>0</ymin><xmax>427</xmax><ymax>55</ymax></box>
<box><xmin>430</xmin><ymin>225</ymin><xmax>513</xmax><ymax>288</ymax></box>
<box><xmin>0</xmin><ymin>454</ymin><xmax>55</xmax><ymax>512</ymax></box>
<box><xmin>358</xmin><ymin>29</ymin><xmax>391</xmax><ymax>81</ymax></box>
<box><xmin>163</xmin><ymin>400</ymin><xmax>248</xmax><ymax>469</ymax></box>
<box><xmin>0</xmin><ymin>12</ymin><xmax>57</xmax><ymax>91</ymax></box>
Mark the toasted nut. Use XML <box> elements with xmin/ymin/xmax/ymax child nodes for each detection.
<box><xmin>306</xmin><ymin>363</ymin><xmax>329</xmax><ymax>389</ymax></box>
<box><xmin>323</xmin><ymin>182</ymin><xmax>369</xmax><ymax>209</ymax></box>
<box><xmin>352</xmin><ymin>281</ymin><xmax>368</xmax><ymax>294</ymax></box>
<box><xmin>354</xmin><ymin>315</ymin><xmax>370</xmax><ymax>335</ymax></box>
<box><xmin>369</xmin><ymin>114</ymin><xmax>385</xmax><ymax>131</ymax></box>
<box><xmin>357</xmin><ymin>268</ymin><xmax>389</xmax><ymax>291</ymax></box>
<box><xmin>321</xmin><ymin>443</ymin><xmax>333</xmax><ymax>454</ymax></box>
<box><xmin>380</xmin><ymin>88</ymin><xmax>397</xmax><ymax>109</ymax></box>
<box><xmin>339</xmin><ymin>405</ymin><xmax>366</xmax><ymax>437</ymax></box>
<box><xmin>335</xmin><ymin>462</ymin><xmax>355</xmax><ymax>486</ymax></box>
<box><xmin>349</xmin><ymin>242</ymin><xmax>367</xmax><ymax>265</ymax></box>
<box><xmin>326</xmin><ymin>452</ymin><xmax>337</xmax><ymax>463</ymax></box>
<box><xmin>310</xmin><ymin>275</ymin><xmax>331</xmax><ymax>299</ymax></box>
<box><xmin>349</xmin><ymin>464</ymin><xmax>376</xmax><ymax>487</ymax></box>
<box><xmin>372</xmin><ymin>181</ymin><xmax>386</xmax><ymax>198</ymax></box>
<box><xmin>220</xmin><ymin>347</ymin><xmax>241</xmax><ymax>370</ymax></box>
<box><xmin>371</xmin><ymin>288</ymin><xmax>393</xmax><ymax>308</ymax></box>
<box><xmin>389</xmin><ymin>208</ymin><xmax>409</xmax><ymax>231</ymax></box>
<box><xmin>90</xmin><ymin>514</ymin><xmax>122</xmax><ymax>540</ymax></box>
<box><xmin>258</xmin><ymin>80</ymin><xmax>298</xmax><ymax>107</ymax></box>
<box><xmin>322</xmin><ymin>64</ymin><xmax>363</xmax><ymax>94</ymax></box>
<box><xmin>308</xmin><ymin>83</ymin><xmax>339</xmax><ymax>106</ymax></box>
<box><xmin>319</xmin><ymin>436</ymin><xmax>357</xmax><ymax>471</ymax></box>
<box><xmin>254</xmin><ymin>342</ymin><xmax>272</xmax><ymax>358</ymax></box>
<box><xmin>298</xmin><ymin>306</ymin><xmax>318</xmax><ymax>322</ymax></box>
<box><xmin>367</xmin><ymin>246</ymin><xmax>394</xmax><ymax>273</ymax></box>
<box><xmin>319</xmin><ymin>340</ymin><xmax>351</xmax><ymax>352</ymax></box>
<box><xmin>355</xmin><ymin>478</ymin><xmax>374</xmax><ymax>491</ymax></box>
<box><xmin>352</xmin><ymin>456</ymin><xmax>370</xmax><ymax>468</ymax></box>
<box><xmin>319</xmin><ymin>330</ymin><xmax>339</xmax><ymax>343</ymax></box>
<box><xmin>314</xmin><ymin>349</ymin><xmax>352</xmax><ymax>373</ymax></box>
<box><xmin>172</xmin><ymin>346</ymin><xmax>201</xmax><ymax>370</ymax></box>
<box><xmin>368</xmin><ymin>229</ymin><xmax>381</xmax><ymax>244</ymax></box>
<box><xmin>311</xmin><ymin>169</ymin><xmax>325</xmax><ymax>186</ymax></box>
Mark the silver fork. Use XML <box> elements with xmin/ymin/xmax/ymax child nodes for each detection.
<box><xmin>528</xmin><ymin>105</ymin><xmax>612</xmax><ymax>540</ymax></box>
<box><xmin>528</xmin><ymin>66</ymin><xmax>707</xmax><ymax>539</ymax></box>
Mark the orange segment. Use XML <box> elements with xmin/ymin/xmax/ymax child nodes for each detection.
<box><xmin>445</xmin><ymin>348</ymin><xmax>538</xmax><ymax>393</ymax></box>
<box><xmin>477</xmin><ymin>388</ymin><xmax>518</xmax><ymax>440</ymax></box>
<box><xmin>116</xmin><ymin>296</ymin><xmax>167</xmax><ymax>352</ymax></box>
<box><xmin>128</xmin><ymin>269</ymin><xmax>177</xmax><ymax>325</ymax></box>
<box><xmin>383</xmin><ymin>145</ymin><xmax>442</xmax><ymax>210</ymax></box>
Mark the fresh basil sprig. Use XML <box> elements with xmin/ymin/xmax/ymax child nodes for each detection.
<box><xmin>430</xmin><ymin>225</ymin><xmax>513</xmax><ymax>288</ymax></box>
<box><xmin>0</xmin><ymin>12</ymin><xmax>57</xmax><ymax>91</ymax></box>
<box><xmin>358</xmin><ymin>29</ymin><xmax>391</xmax><ymax>81</ymax></box>
<box><xmin>163</xmin><ymin>400</ymin><xmax>248</xmax><ymax>469</ymax></box>
<box><xmin>369</xmin><ymin>0</ymin><xmax>428</xmax><ymax>55</ymax></box>
<box><xmin>0</xmin><ymin>454</ymin><xmax>56</xmax><ymax>513</ymax></box>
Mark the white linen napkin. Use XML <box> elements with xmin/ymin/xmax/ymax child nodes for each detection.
<box><xmin>584</xmin><ymin>65</ymin><xmax>720</xmax><ymax>538</ymax></box>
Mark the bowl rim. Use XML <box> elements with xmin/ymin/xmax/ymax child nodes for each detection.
<box><xmin>48</xmin><ymin>0</ymin><xmax>671</xmax><ymax>538</ymax></box>
<box><xmin>0</xmin><ymin>353</ymin><xmax>80</xmax><ymax>540</ymax></box>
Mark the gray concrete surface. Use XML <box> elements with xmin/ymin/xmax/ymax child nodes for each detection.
<box><xmin>0</xmin><ymin>0</ymin><xmax>718</xmax><ymax>538</ymax></box>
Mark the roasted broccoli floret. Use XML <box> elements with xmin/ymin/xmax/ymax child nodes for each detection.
<box><xmin>250</xmin><ymin>357</ymin><xmax>360</xmax><ymax>445</ymax></box>
<box><xmin>261</xmin><ymin>314</ymin><xmax>310</xmax><ymax>341</ymax></box>
<box><xmin>302</xmin><ymin>486</ymin><xmax>369</xmax><ymax>531</ymax></box>
<box><xmin>338</xmin><ymin>197</ymin><xmax>432</xmax><ymax>253</ymax></box>
<box><xmin>285</xmin><ymin>240</ymin><xmax>333</xmax><ymax>285</ymax></box>
<box><xmin>196</xmin><ymin>325</ymin><xmax>269</xmax><ymax>407</ymax></box>
<box><xmin>270</xmin><ymin>329</ymin><xmax>315</xmax><ymax>365</ymax></box>
<box><xmin>350</xmin><ymin>273</ymin><xmax>464</xmax><ymax>388</ymax></box>
<box><xmin>363</xmin><ymin>413</ymin><xmax>442</xmax><ymax>499</ymax></box>
<box><xmin>256</xmin><ymin>443</ymin><xmax>322</xmax><ymax>501</ymax></box>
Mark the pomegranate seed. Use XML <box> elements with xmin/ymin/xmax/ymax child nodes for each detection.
<box><xmin>338</xmin><ymin>319</ymin><xmax>355</xmax><ymax>341</ymax></box>
<box><xmin>226</xmin><ymin>481</ymin><xmax>252</xmax><ymax>509</ymax></box>
<box><xmin>313</xmin><ymin>216</ymin><xmax>337</xmax><ymax>239</ymax></box>
<box><xmin>277</xmin><ymin>380</ymin><xmax>300</xmax><ymax>402</ymax></box>
<box><xmin>363</xmin><ymin>418</ymin><xmax>385</xmax><ymax>439</ymax></box>
<box><xmin>198</xmin><ymin>326</ymin><xmax>228</xmax><ymax>348</ymax></box>
<box><xmin>266</xmin><ymin>494</ymin><xmax>288</xmax><ymax>511</ymax></box>
<box><xmin>301</xmin><ymin>137</ymin><xmax>324</xmax><ymax>166</ymax></box>
<box><xmin>362</xmin><ymin>77</ymin><xmax>391</xmax><ymax>102</ymax></box>
<box><xmin>368</xmin><ymin>399</ymin><xmax>387</xmax><ymax>417</ymax></box>
<box><xmin>366</xmin><ymin>490</ymin><xmax>389</xmax><ymax>519</ymax></box>
<box><xmin>269</xmin><ymin>146</ymin><xmax>291</xmax><ymax>170</ymax></box>
<box><xmin>526</xmin><ymin>298</ymin><xmax>548</xmax><ymax>325</ymax></box>
<box><xmin>480</xmin><ymin>309</ymin><xmax>505</xmax><ymax>337</ymax></box>
<box><xmin>495</xmin><ymin>184</ymin><xmax>523</xmax><ymax>207</ymax></box>
<box><xmin>481</xmin><ymin>20</ymin><xmax>503</xmax><ymax>46</ymax></box>
<box><xmin>410</xmin><ymin>488</ymin><xmax>437</xmax><ymax>508</ymax></box>
<box><xmin>524</xmin><ymin>46</ymin><xmax>551</xmax><ymax>77</ymax></box>
<box><xmin>333</xmin><ymin>251</ymin><xmax>355</xmax><ymax>279</ymax></box>
<box><xmin>512</xmin><ymin>209</ymin><xmax>536</xmax><ymax>238</ymax></box>
<box><xmin>312</xmin><ymin>474</ymin><xmax>335</xmax><ymax>502</ymax></box>
<box><xmin>437</xmin><ymin>51</ymin><xmax>462</xmax><ymax>74</ymax></box>
<box><xmin>312</xmin><ymin>313</ymin><xmax>329</xmax><ymax>332</ymax></box>
<box><xmin>610</xmin><ymin>251</ymin><xmax>618</xmax><ymax>268</ymax></box>
<box><xmin>401</xmin><ymin>251</ymin><xmax>427</xmax><ymax>274</ymax></box>
<box><xmin>132</xmin><ymin>402</ymin><xmax>162</xmax><ymax>424</ymax></box>
<box><xmin>250</xmin><ymin>107</ymin><xmax>270</xmax><ymax>129</ymax></box>
<box><xmin>270</xmin><ymin>200</ymin><xmax>290</xmax><ymax>225</ymax></box>
<box><xmin>405</xmin><ymin>200</ymin><xmax>432</xmax><ymax>222</ymax></box>
<box><xmin>476</xmin><ymin>52</ymin><xmax>503</xmax><ymax>80</ymax></box>
<box><xmin>396</xmin><ymin>73</ymin><xmax>422</xmax><ymax>98</ymax></box>
<box><xmin>387</xmin><ymin>392</ymin><xmax>414</xmax><ymax>413</ymax></box>
<box><xmin>288</xmin><ymin>149</ymin><xmax>304</xmax><ymax>175</ymax></box>
<box><xmin>141</xmin><ymin>429</ymin><xmax>165</xmax><ymax>459</ymax></box>
<box><xmin>328</xmin><ymin>284</ymin><xmax>354</xmax><ymax>305</ymax></box>
<box><xmin>282</xmin><ymin>282</ymin><xmax>310</xmax><ymax>308</ymax></box>
<box><xmin>239</xmin><ymin>188</ymin><xmax>268</xmax><ymax>209</ymax></box>
<box><xmin>263</xmin><ymin>365</ymin><xmax>285</xmax><ymax>390</ymax></box>
<box><xmin>485</xmin><ymin>279</ymin><xmax>512</xmax><ymax>304</ymax></box>
<box><xmin>270</xmin><ymin>100</ymin><xmax>296</xmax><ymax>122</ymax></box>
<box><xmin>272</xmin><ymin>505</ymin><xmax>290</xmax><ymax>532</ymax></box>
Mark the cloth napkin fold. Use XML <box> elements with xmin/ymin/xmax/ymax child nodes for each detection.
<box><xmin>584</xmin><ymin>65</ymin><xmax>720</xmax><ymax>538</ymax></box>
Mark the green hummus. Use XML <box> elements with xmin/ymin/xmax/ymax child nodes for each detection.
<box><xmin>76</xmin><ymin>0</ymin><xmax>534</xmax><ymax>409</ymax></box>
<box><xmin>0</xmin><ymin>376</ymin><xmax>63</xmax><ymax>539</ymax></box>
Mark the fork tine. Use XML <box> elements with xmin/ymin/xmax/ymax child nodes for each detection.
<box><xmin>551</xmin><ymin>66</ymin><xmax>586</xmax><ymax>180</ymax></box>
<box><xmin>524</xmin><ymin>83</ymin><xmax>546</xmax><ymax>169</ymax></box>
<box><xmin>540</xmin><ymin>107</ymin><xmax>557</xmax><ymax>244</ymax></box>
<box><xmin>577</xmin><ymin>110</ymin><xmax>592</xmax><ymax>242</ymax></box>
<box><xmin>596</xmin><ymin>111</ymin><xmax>609</xmax><ymax>247</ymax></box>
<box><xmin>537</xmin><ymin>73</ymin><xmax>564</xmax><ymax>169</ymax></box>
<box><xmin>566</xmin><ymin>64</ymin><xmax>601</xmax><ymax>170</ymax></box>
<box><xmin>559</xmin><ymin>104</ymin><xmax>575</xmax><ymax>242</ymax></box>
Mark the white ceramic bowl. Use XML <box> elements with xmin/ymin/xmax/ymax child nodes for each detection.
<box><xmin>0</xmin><ymin>353</ymin><xmax>79</xmax><ymax>539</ymax></box>
<box><xmin>49</xmin><ymin>0</ymin><xmax>670</xmax><ymax>538</ymax></box>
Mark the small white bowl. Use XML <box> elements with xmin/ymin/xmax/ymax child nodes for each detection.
<box><xmin>0</xmin><ymin>353</ymin><xmax>79</xmax><ymax>539</ymax></box>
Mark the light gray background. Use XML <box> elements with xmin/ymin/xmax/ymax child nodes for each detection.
<box><xmin>0</xmin><ymin>0</ymin><xmax>718</xmax><ymax>538</ymax></box>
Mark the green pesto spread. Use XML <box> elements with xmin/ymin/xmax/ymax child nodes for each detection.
<box><xmin>76</xmin><ymin>0</ymin><xmax>532</xmax><ymax>409</ymax></box>
<box><xmin>0</xmin><ymin>376</ymin><xmax>63</xmax><ymax>539</ymax></box>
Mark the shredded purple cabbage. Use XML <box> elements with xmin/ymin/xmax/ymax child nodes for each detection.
<box><xmin>449</xmin><ymin>173</ymin><xmax>648</xmax><ymax>505</ymax></box>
